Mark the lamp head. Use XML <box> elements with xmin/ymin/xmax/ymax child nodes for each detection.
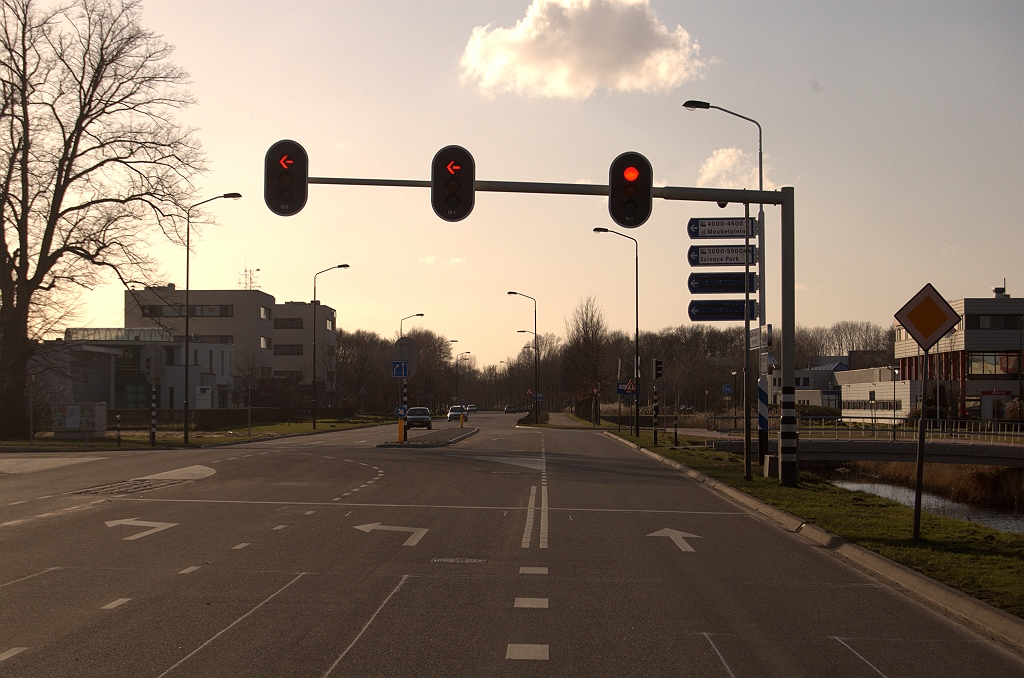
<box><xmin>683</xmin><ymin>100</ymin><xmax>710</xmax><ymax>110</ymax></box>
<box><xmin>223</xmin><ymin>192</ymin><xmax>242</xmax><ymax>200</ymax></box>
<box><xmin>338</xmin><ymin>264</ymin><xmax>349</xmax><ymax>269</ymax></box>
<box><xmin>593</xmin><ymin>227</ymin><xmax>609</xmax><ymax>233</ymax></box>
<box><xmin>415</xmin><ymin>313</ymin><xmax>424</xmax><ymax>317</ymax></box>
<box><xmin>507</xmin><ymin>291</ymin><xmax>517</xmax><ymax>296</ymax></box>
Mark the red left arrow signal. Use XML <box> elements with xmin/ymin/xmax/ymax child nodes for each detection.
<box><xmin>279</xmin><ymin>155</ymin><xmax>295</xmax><ymax>170</ymax></box>
<box><xmin>447</xmin><ymin>161</ymin><xmax>460</xmax><ymax>174</ymax></box>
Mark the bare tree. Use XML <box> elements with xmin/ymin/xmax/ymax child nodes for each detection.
<box><xmin>0</xmin><ymin>0</ymin><xmax>204</xmax><ymax>437</ymax></box>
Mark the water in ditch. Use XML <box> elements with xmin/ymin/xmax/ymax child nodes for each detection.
<box><xmin>830</xmin><ymin>480</ymin><xmax>1024</xmax><ymax>535</ymax></box>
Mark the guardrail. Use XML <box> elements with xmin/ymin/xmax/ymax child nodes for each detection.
<box><xmin>706</xmin><ymin>415</ymin><xmax>1024</xmax><ymax>447</ymax></box>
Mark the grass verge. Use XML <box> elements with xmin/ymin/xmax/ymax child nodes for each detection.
<box><xmin>617</xmin><ymin>431</ymin><xmax>1024</xmax><ymax>620</ymax></box>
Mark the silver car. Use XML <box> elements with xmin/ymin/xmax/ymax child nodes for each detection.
<box><xmin>447</xmin><ymin>406</ymin><xmax>469</xmax><ymax>422</ymax></box>
<box><xmin>405</xmin><ymin>407</ymin><xmax>432</xmax><ymax>430</ymax></box>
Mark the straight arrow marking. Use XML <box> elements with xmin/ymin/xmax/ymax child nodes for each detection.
<box><xmin>648</xmin><ymin>528</ymin><xmax>702</xmax><ymax>552</ymax></box>
<box><xmin>354</xmin><ymin>522</ymin><xmax>428</xmax><ymax>546</ymax></box>
<box><xmin>105</xmin><ymin>517</ymin><xmax>178</xmax><ymax>540</ymax></box>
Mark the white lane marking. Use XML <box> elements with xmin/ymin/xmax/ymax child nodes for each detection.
<box><xmin>333</xmin><ymin>497</ymin><xmax>341</xmax><ymax>501</ymax></box>
<box><xmin>211</xmin><ymin>460</ymin><xmax>221</xmax><ymax>463</ymax></box>
<box><xmin>360</xmin><ymin>484</ymin><xmax>368</xmax><ymax>488</ymax></box>
<box><xmin>342</xmin><ymin>493</ymin><xmax>351</xmax><ymax>497</ymax></box>
<box><xmin>353</xmin><ymin>523</ymin><xmax>428</xmax><ymax>546</ymax></box>
<box><xmin>521</xmin><ymin>486</ymin><xmax>537</xmax><ymax>549</ymax></box>
<box><xmin>299</xmin><ymin>453</ymin><xmax>313</xmax><ymax>456</ymax></box>
<box><xmin>106</xmin><ymin>518</ymin><xmax>177</xmax><ymax>540</ymax></box>
<box><xmin>9</xmin><ymin>501</ymin><xmax>26</xmax><ymax>505</ymax></box>
<box><xmin>233</xmin><ymin>543</ymin><xmax>250</xmax><ymax>550</ymax></box>
<box><xmin>260</xmin><ymin>452</ymin><xmax>268</xmax><ymax>455</ymax></box>
<box><xmin>0</xmin><ymin>648</ymin><xmax>28</xmax><ymax>662</ymax></box>
<box><xmin>506</xmin><ymin>644</ymin><xmax>548</xmax><ymax>660</ymax></box>
<box><xmin>540</xmin><ymin>486</ymin><xmax>548</xmax><ymax>549</ymax></box>
<box><xmin>371</xmin><ymin>466</ymin><xmax>379</xmax><ymax>470</ymax></box>
<box><xmin>156</xmin><ymin>573</ymin><xmax>306</xmax><ymax>678</ymax></box>
<box><xmin>648</xmin><ymin>528</ymin><xmax>701</xmax><ymax>553</ymax></box>
<box><xmin>519</xmin><ymin>567</ymin><xmax>547</xmax><ymax>575</ymax></box>
<box><xmin>179</xmin><ymin>566</ymin><xmax>200</xmax><ymax>574</ymax></box>
<box><xmin>243</xmin><ymin>455</ymin><xmax>252</xmax><ymax>458</ymax></box>
<box><xmin>323</xmin><ymin>575</ymin><xmax>408</xmax><ymax>677</ymax></box>
<box><xmin>702</xmin><ymin>633</ymin><xmax>736</xmax><ymax>678</ymax></box>
<box><xmin>36</xmin><ymin>495</ymin><xmax>52</xmax><ymax>499</ymax></box>
<box><xmin>304</xmin><ymin>511</ymin><xmax>315</xmax><ymax>515</ymax></box>
<box><xmin>35</xmin><ymin>513</ymin><xmax>54</xmax><ymax>518</ymax></box>
<box><xmin>359</xmin><ymin>462</ymin><xmax>368</xmax><ymax>466</ymax></box>
<box><xmin>274</xmin><ymin>525</ymin><xmax>287</xmax><ymax>530</ymax></box>
<box><xmin>832</xmin><ymin>637</ymin><xmax>889</xmax><ymax>677</ymax></box>
<box><xmin>1</xmin><ymin>567</ymin><xmax>61</xmax><ymax>588</ymax></box>
<box><xmin>344</xmin><ymin>511</ymin><xmax>352</xmax><ymax>517</ymax></box>
<box><xmin>350</xmin><ymin>489</ymin><xmax>360</xmax><ymax>492</ymax></box>
<box><xmin>344</xmin><ymin>459</ymin><xmax>355</xmax><ymax>462</ymax></box>
<box><xmin>102</xmin><ymin>598</ymin><xmax>131</xmax><ymax>610</ymax></box>
<box><xmin>2</xmin><ymin>520</ymin><xmax>24</xmax><ymax>526</ymax></box>
<box><xmin>324</xmin><ymin>456</ymin><xmax>335</xmax><ymax>459</ymax></box>
<box><xmin>227</xmin><ymin>457</ymin><xmax>236</xmax><ymax>460</ymax></box>
<box><xmin>514</xmin><ymin>597</ymin><xmax>548</xmax><ymax>608</ymax></box>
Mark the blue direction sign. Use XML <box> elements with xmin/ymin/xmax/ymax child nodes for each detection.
<box><xmin>391</xmin><ymin>360</ymin><xmax>408</xmax><ymax>378</ymax></box>
<box><xmin>687</xmin><ymin>245</ymin><xmax>757</xmax><ymax>267</ymax></box>
<box><xmin>687</xmin><ymin>272</ymin><xmax>758</xmax><ymax>295</ymax></box>
<box><xmin>686</xmin><ymin>217</ymin><xmax>757</xmax><ymax>240</ymax></box>
<box><xmin>617</xmin><ymin>379</ymin><xmax>637</xmax><ymax>395</ymax></box>
<box><xmin>395</xmin><ymin>405</ymin><xmax>407</xmax><ymax>417</ymax></box>
<box><xmin>722</xmin><ymin>384</ymin><xmax>733</xmax><ymax>395</ymax></box>
<box><xmin>688</xmin><ymin>300</ymin><xmax>759</xmax><ymax>322</ymax></box>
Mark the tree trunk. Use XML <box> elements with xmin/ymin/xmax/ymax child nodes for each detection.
<box><xmin>0</xmin><ymin>301</ymin><xmax>31</xmax><ymax>439</ymax></box>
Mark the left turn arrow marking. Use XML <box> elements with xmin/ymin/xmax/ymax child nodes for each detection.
<box><xmin>106</xmin><ymin>517</ymin><xmax>178</xmax><ymax>540</ymax></box>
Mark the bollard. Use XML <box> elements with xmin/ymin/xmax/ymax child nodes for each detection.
<box><xmin>398</xmin><ymin>418</ymin><xmax>405</xmax><ymax>443</ymax></box>
<box><xmin>117</xmin><ymin>415</ymin><xmax>122</xmax><ymax>448</ymax></box>
<box><xmin>460</xmin><ymin>413</ymin><xmax>464</xmax><ymax>428</ymax></box>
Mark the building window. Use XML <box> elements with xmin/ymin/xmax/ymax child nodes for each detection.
<box><xmin>326</xmin><ymin>318</ymin><xmax>334</xmax><ymax>331</ymax></box>
<box><xmin>260</xmin><ymin>336</ymin><xmax>272</xmax><ymax>350</ymax></box>
<box><xmin>273</xmin><ymin>370</ymin><xmax>303</xmax><ymax>380</ymax></box>
<box><xmin>273</xmin><ymin>344</ymin><xmax>304</xmax><ymax>356</ymax></box>
<box><xmin>273</xmin><ymin>317</ymin><xmax>304</xmax><ymax>330</ymax></box>
<box><xmin>260</xmin><ymin>306</ymin><xmax>272</xmax><ymax>320</ymax></box>
<box><xmin>194</xmin><ymin>335</ymin><xmax>232</xmax><ymax>344</ymax></box>
<box><xmin>968</xmin><ymin>352</ymin><xmax>1020</xmax><ymax>377</ymax></box>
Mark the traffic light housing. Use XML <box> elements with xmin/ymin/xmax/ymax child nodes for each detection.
<box><xmin>265</xmin><ymin>140</ymin><xmax>308</xmax><ymax>216</ymax></box>
<box><xmin>654</xmin><ymin>359</ymin><xmax>663</xmax><ymax>380</ymax></box>
<box><xmin>608</xmin><ymin>151</ymin><xmax>653</xmax><ymax>228</ymax></box>
<box><xmin>431</xmin><ymin>145</ymin><xmax>475</xmax><ymax>222</ymax></box>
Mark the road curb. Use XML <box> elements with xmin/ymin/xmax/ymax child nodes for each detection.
<box><xmin>601</xmin><ymin>430</ymin><xmax>1024</xmax><ymax>654</ymax></box>
<box><xmin>376</xmin><ymin>428</ymin><xmax>479</xmax><ymax>449</ymax></box>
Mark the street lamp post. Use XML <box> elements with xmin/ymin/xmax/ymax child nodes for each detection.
<box><xmin>890</xmin><ymin>365</ymin><xmax>900</xmax><ymax>442</ymax></box>
<box><xmin>312</xmin><ymin>264</ymin><xmax>349</xmax><ymax>429</ymax></box>
<box><xmin>508</xmin><ymin>291</ymin><xmax>540</xmax><ymax>424</ymax></box>
<box><xmin>731</xmin><ymin>370</ymin><xmax>738</xmax><ymax>420</ymax></box>
<box><xmin>397</xmin><ymin>313</ymin><xmax>423</xmax><ymax>415</ymax></box>
<box><xmin>183</xmin><ymin>192</ymin><xmax>241</xmax><ymax>446</ymax></box>
<box><xmin>593</xmin><ymin>229</ymin><xmax>640</xmax><ymax>436</ymax></box>
<box><xmin>684</xmin><ymin>100</ymin><xmax>763</xmax><ymax>480</ymax></box>
<box><xmin>455</xmin><ymin>351</ymin><xmax>470</xmax><ymax>406</ymax></box>
<box><xmin>400</xmin><ymin>313</ymin><xmax>424</xmax><ymax>338</ymax></box>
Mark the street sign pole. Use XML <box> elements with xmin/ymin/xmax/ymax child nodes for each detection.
<box><xmin>780</xmin><ymin>187</ymin><xmax>798</xmax><ymax>486</ymax></box>
<box><xmin>743</xmin><ymin>201</ymin><xmax>752</xmax><ymax>482</ymax></box>
<box><xmin>914</xmin><ymin>348</ymin><xmax>929</xmax><ymax>539</ymax></box>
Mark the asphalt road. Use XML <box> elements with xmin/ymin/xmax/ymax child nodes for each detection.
<box><xmin>1</xmin><ymin>413</ymin><xmax>1022</xmax><ymax>677</ymax></box>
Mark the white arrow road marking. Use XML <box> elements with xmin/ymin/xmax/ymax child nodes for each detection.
<box><xmin>105</xmin><ymin>518</ymin><xmax>178</xmax><ymax>540</ymax></box>
<box><xmin>648</xmin><ymin>528</ymin><xmax>702</xmax><ymax>552</ymax></box>
<box><xmin>354</xmin><ymin>522</ymin><xmax>428</xmax><ymax>546</ymax></box>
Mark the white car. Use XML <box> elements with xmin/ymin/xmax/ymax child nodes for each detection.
<box><xmin>447</xmin><ymin>406</ymin><xmax>469</xmax><ymax>422</ymax></box>
<box><xmin>405</xmin><ymin>407</ymin><xmax>432</xmax><ymax>430</ymax></box>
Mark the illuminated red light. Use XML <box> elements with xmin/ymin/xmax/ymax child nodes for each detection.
<box><xmin>623</xmin><ymin>166</ymin><xmax>640</xmax><ymax>182</ymax></box>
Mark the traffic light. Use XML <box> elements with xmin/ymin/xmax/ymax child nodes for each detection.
<box><xmin>608</xmin><ymin>151</ymin><xmax>653</xmax><ymax>228</ymax></box>
<box><xmin>264</xmin><ymin>140</ymin><xmax>308</xmax><ymax>216</ymax></box>
<box><xmin>431</xmin><ymin>145</ymin><xmax>475</xmax><ymax>221</ymax></box>
<box><xmin>653</xmin><ymin>359</ymin><xmax>663</xmax><ymax>380</ymax></box>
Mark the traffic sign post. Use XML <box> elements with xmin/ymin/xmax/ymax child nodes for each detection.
<box><xmin>687</xmin><ymin>272</ymin><xmax>758</xmax><ymax>295</ymax></box>
<box><xmin>686</xmin><ymin>217</ymin><xmax>757</xmax><ymax>239</ymax></box>
<box><xmin>686</xmin><ymin>245</ymin><xmax>757</xmax><ymax>267</ymax></box>
<box><xmin>391</xmin><ymin>361</ymin><xmax>409</xmax><ymax>378</ymax></box>
<box><xmin>895</xmin><ymin>283</ymin><xmax>961</xmax><ymax>540</ymax></box>
<box><xmin>688</xmin><ymin>300</ymin><xmax>758</xmax><ymax>322</ymax></box>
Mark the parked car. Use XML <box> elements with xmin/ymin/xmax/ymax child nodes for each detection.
<box><xmin>405</xmin><ymin>407</ymin><xmax>432</xmax><ymax>430</ymax></box>
<box><xmin>504</xmin><ymin>405</ymin><xmax>516</xmax><ymax>414</ymax></box>
<box><xmin>447</xmin><ymin>406</ymin><xmax>468</xmax><ymax>422</ymax></box>
<box><xmin>467</xmin><ymin>404</ymin><xmax>477</xmax><ymax>413</ymax></box>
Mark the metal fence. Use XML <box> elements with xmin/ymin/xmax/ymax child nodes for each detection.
<box><xmin>706</xmin><ymin>415</ymin><xmax>1024</xmax><ymax>447</ymax></box>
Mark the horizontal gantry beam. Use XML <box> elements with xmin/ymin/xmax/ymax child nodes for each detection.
<box><xmin>308</xmin><ymin>177</ymin><xmax>784</xmax><ymax>206</ymax></box>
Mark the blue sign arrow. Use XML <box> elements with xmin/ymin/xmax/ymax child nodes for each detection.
<box><xmin>688</xmin><ymin>300</ymin><xmax>759</xmax><ymax>322</ymax></box>
<box><xmin>687</xmin><ymin>272</ymin><xmax>758</xmax><ymax>295</ymax></box>
<box><xmin>391</xmin><ymin>361</ymin><xmax>408</xmax><ymax>378</ymax></box>
<box><xmin>395</xmin><ymin>405</ymin><xmax>407</xmax><ymax>417</ymax></box>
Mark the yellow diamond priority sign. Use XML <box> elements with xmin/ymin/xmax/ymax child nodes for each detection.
<box><xmin>895</xmin><ymin>283</ymin><xmax>960</xmax><ymax>351</ymax></box>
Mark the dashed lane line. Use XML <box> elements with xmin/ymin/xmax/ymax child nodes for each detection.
<box><xmin>179</xmin><ymin>566</ymin><xmax>201</xmax><ymax>574</ymax></box>
<box><xmin>156</xmin><ymin>573</ymin><xmax>306</xmax><ymax>678</ymax></box>
<box><xmin>233</xmin><ymin>543</ymin><xmax>250</xmax><ymax>550</ymax></box>
<box><xmin>514</xmin><ymin>598</ymin><xmax>548</xmax><ymax>608</ymax></box>
<box><xmin>521</xmin><ymin>486</ymin><xmax>537</xmax><ymax>549</ymax></box>
<box><xmin>539</xmin><ymin>486</ymin><xmax>548</xmax><ymax>549</ymax></box>
<box><xmin>0</xmin><ymin>648</ymin><xmax>28</xmax><ymax>662</ymax></box>
<box><xmin>1</xmin><ymin>567</ymin><xmax>61</xmax><ymax>588</ymax></box>
<box><xmin>274</xmin><ymin>525</ymin><xmax>287</xmax><ymax>530</ymax></box>
<box><xmin>9</xmin><ymin>501</ymin><xmax>26</xmax><ymax>505</ymax></box>
<box><xmin>304</xmin><ymin>511</ymin><xmax>316</xmax><ymax>515</ymax></box>
<box><xmin>519</xmin><ymin>567</ymin><xmax>547</xmax><ymax>575</ymax></box>
<box><xmin>506</xmin><ymin>644</ymin><xmax>548</xmax><ymax>660</ymax></box>
<box><xmin>102</xmin><ymin>598</ymin><xmax>131</xmax><ymax>610</ymax></box>
<box><xmin>333</xmin><ymin>497</ymin><xmax>342</xmax><ymax>501</ymax></box>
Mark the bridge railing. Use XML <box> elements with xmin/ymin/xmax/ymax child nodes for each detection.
<box><xmin>706</xmin><ymin>415</ymin><xmax>1024</xmax><ymax>447</ymax></box>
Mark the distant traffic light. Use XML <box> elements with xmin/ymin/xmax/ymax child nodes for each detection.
<box><xmin>608</xmin><ymin>151</ymin><xmax>653</xmax><ymax>228</ymax></box>
<box><xmin>653</xmin><ymin>359</ymin><xmax>663</xmax><ymax>380</ymax></box>
<box><xmin>265</xmin><ymin>140</ymin><xmax>308</xmax><ymax>216</ymax></box>
<box><xmin>431</xmin><ymin>146</ymin><xmax>475</xmax><ymax>222</ymax></box>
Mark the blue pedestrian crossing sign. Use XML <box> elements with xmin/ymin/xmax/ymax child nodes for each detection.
<box><xmin>391</xmin><ymin>360</ymin><xmax>409</xmax><ymax>378</ymax></box>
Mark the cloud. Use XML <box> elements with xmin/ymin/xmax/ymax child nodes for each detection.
<box><xmin>460</xmin><ymin>0</ymin><xmax>706</xmax><ymax>99</ymax></box>
<box><xmin>419</xmin><ymin>255</ymin><xmax>438</xmax><ymax>265</ymax></box>
<box><xmin>695</xmin><ymin>148</ymin><xmax>777</xmax><ymax>191</ymax></box>
<box><xmin>444</xmin><ymin>258</ymin><xmax>465</xmax><ymax>266</ymax></box>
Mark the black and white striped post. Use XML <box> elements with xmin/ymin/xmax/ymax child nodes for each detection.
<box><xmin>150</xmin><ymin>385</ymin><xmax>156</xmax><ymax>447</ymax></box>
<box><xmin>778</xmin><ymin>187</ymin><xmax>798</xmax><ymax>485</ymax></box>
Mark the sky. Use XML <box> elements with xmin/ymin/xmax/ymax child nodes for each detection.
<box><xmin>79</xmin><ymin>0</ymin><xmax>1024</xmax><ymax>368</ymax></box>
